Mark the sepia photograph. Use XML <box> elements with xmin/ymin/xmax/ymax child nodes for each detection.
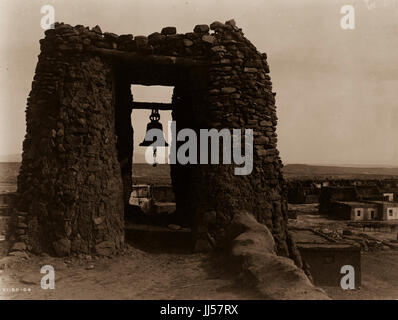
<box><xmin>0</xmin><ymin>0</ymin><xmax>397</xmax><ymax>308</ymax></box>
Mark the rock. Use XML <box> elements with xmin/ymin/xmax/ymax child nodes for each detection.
<box><xmin>94</xmin><ymin>216</ymin><xmax>104</xmax><ymax>225</ymax></box>
<box><xmin>210</xmin><ymin>21</ymin><xmax>226</xmax><ymax>30</ymax></box>
<box><xmin>237</xmin><ymin>251</ymin><xmax>330</xmax><ymax>300</ymax></box>
<box><xmin>211</xmin><ymin>45</ymin><xmax>226</xmax><ymax>52</ymax></box>
<box><xmin>221</xmin><ymin>87</ymin><xmax>236</xmax><ymax>94</ymax></box>
<box><xmin>95</xmin><ymin>240</ymin><xmax>115</xmax><ymax>257</ymax></box>
<box><xmin>8</xmin><ymin>251</ymin><xmax>29</xmax><ymax>259</ymax></box>
<box><xmin>118</xmin><ymin>34</ymin><xmax>133</xmax><ymax>42</ymax></box>
<box><xmin>20</xmin><ymin>274</ymin><xmax>39</xmax><ymax>285</ymax></box>
<box><xmin>232</xmin><ymin>231</ymin><xmax>275</xmax><ymax>255</ymax></box>
<box><xmin>202</xmin><ymin>35</ymin><xmax>215</xmax><ymax>44</ymax></box>
<box><xmin>260</xmin><ymin>120</ymin><xmax>272</xmax><ymax>127</ymax></box>
<box><xmin>55</xmin><ymin>23</ymin><xmax>73</xmax><ymax>34</ymax></box>
<box><xmin>53</xmin><ymin>238</ymin><xmax>71</xmax><ymax>257</ymax></box>
<box><xmin>322</xmin><ymin>228</ymin><xmax>332</xmax><ymax>234</ymax></box>
<box><xmin>183</xmin><ymin>39</ymin><xmax>194</xmax><ymax>47</ymax></box>
<box><xmin>227</xmin><ymin>211</ymin><xmax>275</xmax><ymax>254</ymax></box>
<box><xmin>11</xmin><ymin>242</ymin><xmax>27</xmax><ymax>252</ymax></box>
<box><xmin>85</xmin><ymin>264</ymin><xmax>95</xmax><ymax>270</ymax></box>
<box><xmin>16</xmin><ymin>229</ymin><xmax>25</xmax><ymax>235</ymax></box>
<box><xmin>167</xmin><ymin>224</ymin><xmax>181</xmax><ymax>230</ymax></box>
<box><xmin>193</xmin><ymin>24</ymin><xmax>209</xmax><ymax>33</ymax></box>
<box><xmin>255</xmin><ymin>136</ymin><xmax>270</xmax><ymax>145</ymax></box>
<box><xmin>92</xmin><ymin>25</ymin><xmax>102</xmax><ymax>34</ymax></box>
<box><xmin>148</xmin><ymin>32</ymin><xmax>165</xmax><ymax>43</ymax></box>
<box><xmin>104</xmin><ymin>32</ymin><xmax>118</xmax><ymax>41</ymax></box>
<box><xmin>135</xmin><ymin>36</ymin><xmax>148</xmax><ymax>47</ymax></box>
<box><xmin>161</xmin><ymin>26</ymin><xmax>177</xmax><ymax>35</ymax></box>
<box><xmin>0</xmin><ymin>256</ymin><xmax>18</xmax><ymax>269</ymax></box>
<box><xmin>244</xmin><ymin>67</ymin><xmax>258</xmax><ymax>73</ymax></box>
<box><xmin>225</xmin><ymin>19</ymin><xmax>236</xmax><ymax>27</ymax></box>
<box><xmin>227</xmin><ymin>211</ymin><xmax>330</xmax><ymax>300</ymax></box>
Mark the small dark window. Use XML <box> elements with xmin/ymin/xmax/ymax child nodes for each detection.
<box><xmin>389</xmin><ymin>209</ymin><xmax>393</xmax><ymax>216</ymax></box>
<box><xmin>371</xmin><ymin>211</ymin><xmax>375</xmax><ymax>218</ymax></box>
<box><xmin>357</xmin><ymin>210</ymin><xmax>361</xmax><ymax>216</ymax></box>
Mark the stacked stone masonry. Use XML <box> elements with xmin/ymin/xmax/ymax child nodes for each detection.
<box><xmin>16</xmin><ymin>19</ymin><xmax>301</xmax><ymax>264</ymax></box>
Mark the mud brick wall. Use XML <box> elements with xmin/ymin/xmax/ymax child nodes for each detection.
<box><xmin>16</xmin><ymin>20</ymin><xmax>300</xmax><ymax>263</ymax></box>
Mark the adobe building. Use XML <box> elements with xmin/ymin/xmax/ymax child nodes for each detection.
<box><xmin>320</xmin><ymin>184</ymin><xmax>398</xmax><ymax>221</ymax></box>
<box><xmin>329</xmin><ymin>201</ymin><xmax>379</xmax><ymax>221</ymax></box>
<box><xmin>380</xmin><ymin>187</ymin><xmax>398</xmax><ymax>202</ymax></box>
<box><xmin>12</xmin><ymin>20</ymin><xmax>300</xmax><ymax>261</ymax></box>
<box><xmin>367</xmin><ymin>201</ymin><xmax>398</xmax><ymax>221</ymax></box>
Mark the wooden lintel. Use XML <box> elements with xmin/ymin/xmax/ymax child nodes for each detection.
<box><xmin>133</xmin><ymin>102</ymin><xmax>172</xmax><ymax>110</ymax></box>
<box><xmin>91</xmin><ymin>48</ymin><xmax>207</xmax><ymax>67</ymax></box>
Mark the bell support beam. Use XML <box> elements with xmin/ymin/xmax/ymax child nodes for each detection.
<box><xmin>91</xmin><ymin>48</ymin><xmax>207</xmax><ymax>68</ymax></box>
<box><xmin>133</xmin><ymin>102</ymin><xmax>173</xmax><ymax>110</ymax></box>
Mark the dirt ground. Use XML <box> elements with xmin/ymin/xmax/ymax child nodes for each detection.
<box><xmin>323</xmin><ymin>251</ymin><xmax>398</xmax><ymax>300</ymax></box>
<box><xmin>0</xmin><ymin>245</ymin><xmax>260</xmax><ymax>300</ymax></box>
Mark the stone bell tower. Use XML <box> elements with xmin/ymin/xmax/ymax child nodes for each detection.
<box><xmin>14</xmin><ymin>20</ymin><xmax>299</xmax><ymax>263</ymax></box>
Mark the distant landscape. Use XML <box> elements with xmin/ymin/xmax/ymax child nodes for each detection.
<box><xmin>0</xmin><ymin>154</ymin><xmax>21</xmax><ymax>162</ymax></box>
<box><xmin>1</xmin><ymin>162</ymin><xmax>398</xmax><ymax>191</ymax></box>
<box><xmin>283</xmin><ymin>164</ymin><xmax>398</xmax><ymax>180</ymax></box>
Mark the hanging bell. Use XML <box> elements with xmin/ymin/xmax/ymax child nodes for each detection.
<box><xmin>139</xmin><ymin>108</ymin><xmax>169</xmax><ymax>147</ymax></box>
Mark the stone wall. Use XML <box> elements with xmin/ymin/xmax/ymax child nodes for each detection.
<box><xmin>15</xmin><ymin>20</ymin><xmax>300</xmax><ymax>263</ymax></box>
<box><xmin>17</xmin><ymin>24</ymin><xmax>124</xmax><ymax>256</ymax></box>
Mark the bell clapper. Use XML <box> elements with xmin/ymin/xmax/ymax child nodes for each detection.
<box><xmin>153</xmin><ymin>147</ymin><xmax>157</xmax><ymax>167</ymax></box>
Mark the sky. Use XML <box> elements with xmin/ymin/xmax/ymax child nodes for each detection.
<box><xmin>0</xmin><ymin>0</ymin><xmax>397</xmax><ymax>166</ymax></box>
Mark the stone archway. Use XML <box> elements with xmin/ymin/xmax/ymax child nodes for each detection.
<box><xmin>15</xmin><ymin>20</ymin><xmax>298</xmax><ymax>261</ymax></box>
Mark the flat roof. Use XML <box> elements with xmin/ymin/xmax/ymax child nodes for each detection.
<box><xmin>297</xmin><ymin>243</ymin><xmax>360</xmax><ymax>251</ymax></box>
<box><xmin>335</xmin><ymin>201</ymin><xmax>377</xmax><ymax>207</ymax></box>
<box><xmin>367</xmin><ymin>201</ymin><xmax>398</xmax><ymax>205</ymax></box>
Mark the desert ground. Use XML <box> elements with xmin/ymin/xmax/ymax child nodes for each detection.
<box><xmin>0</xmin><ymin>245</ymin><xmax>260</xmax><ymax>300</ymax></box>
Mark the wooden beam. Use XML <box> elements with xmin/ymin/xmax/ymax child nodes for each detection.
<box><xmin>133</xmin><ymin>102</ymin><xmax>172</xmax><ymax>110</ymax></box>
<box><xmin>91</xmin><ymin>48</ymin><xmax>207</xmax><ymax>67</ymax></box>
